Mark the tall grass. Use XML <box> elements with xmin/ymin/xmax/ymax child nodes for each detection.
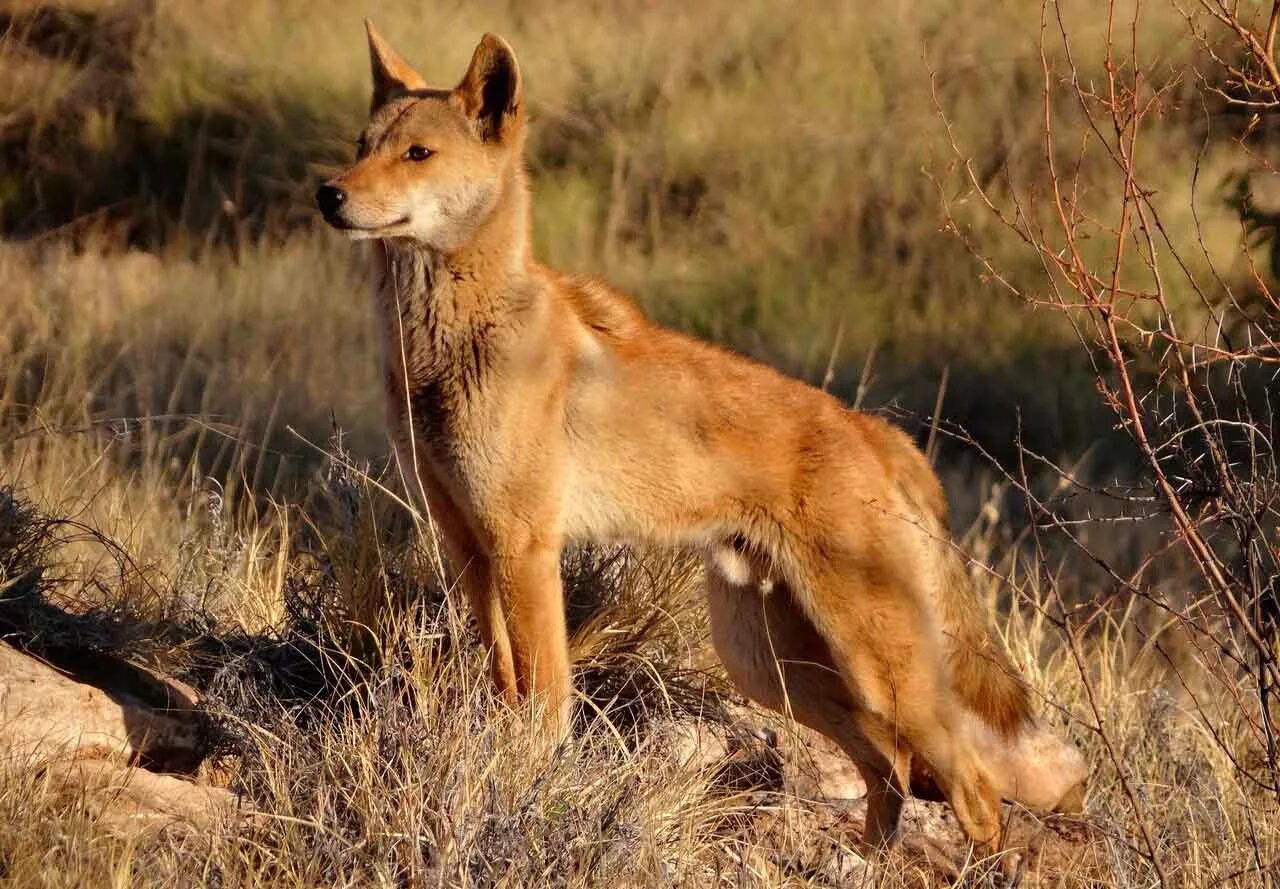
<box><xmin>1</xmin><ymin>0</ymin><xmax>1249</xmax><ymax>457</ymax></box>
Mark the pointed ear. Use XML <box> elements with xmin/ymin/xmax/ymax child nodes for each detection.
<box><xmin>454</xmin><ymin>34</ymin><xmax>523</xmax><ymax>142</ymax></box>
<box><xmin>366</xmin><ymin>19</ymin><xmax>426</xmax><ymax>111</ymax></box>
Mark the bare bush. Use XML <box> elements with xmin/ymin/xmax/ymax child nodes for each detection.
<box><xmin>936</xmin><ymin>0</ymin><xmax>1280</xmax><ymax>881</ymax></box>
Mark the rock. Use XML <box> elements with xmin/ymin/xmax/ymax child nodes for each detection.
<box><xmin>0</xmin><ymin>641</ymin><xmax>238</xmax><ymax>838</ymax></box>
<box><xmin>759</xmin><ymin>722</ymin><xmax>867</xmax><ymax>801</ymax></box>
<box><xmin>659</xmin><ymin>717</ymin><xmax>786</xmax><ymax>793</ymax></box>
<box><xmin>0</xmin><ymin>641</ymin><xmax>203</xmax><ymax>770</ymax></box>
<box><xmin>41</xmin><ymin>759</ymin><xmax>239</xmax><ymax>836</ymax></box>
<box><xmin>663</xmin><ymin>720</ymin><xmax>729</xmax><ymax>770</ymax></box>
<box><xmin>790</xmin><ymin>736</ymin><xmax>866</xmax><ymax>800</ymax></box>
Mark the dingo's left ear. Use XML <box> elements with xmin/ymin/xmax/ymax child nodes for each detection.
<box><xmin>454</xmin><ymin>34</ymin><xmax>523</xmax><ymax>143</ymax></box>
<box><xmin>366</xmin><ymin>19</ymin><xmax>427</xmax><ymax>111</ymax></box>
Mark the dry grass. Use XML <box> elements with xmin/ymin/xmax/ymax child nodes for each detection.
<box><xmin>0</xmin><ymin>0</ymin><xmax>1277</xmax><ymax>886</ymax></box>
<box><xmin>0</xmin><ymin>427</ymin><xmax>1273</xmax><ymax>887</ymax></box>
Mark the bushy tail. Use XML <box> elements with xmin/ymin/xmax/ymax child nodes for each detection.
<box><xmin>854</xmin><ymin>411</ymin><xmax>1034</xmax><ymax>736</ymax></box>
<box><xmin>937</xmin><ymin>544</ymin><xmax>1032</xmax><ymax>736</ymax></box>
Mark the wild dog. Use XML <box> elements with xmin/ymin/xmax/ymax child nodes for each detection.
<box><xmin>316</xmin><ymin>22</ymin><xmax>1090</xmax><ymax>862</ymax></box>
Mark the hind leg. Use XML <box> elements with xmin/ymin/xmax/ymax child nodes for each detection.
<box><xmin>857</xmin><ymin>750</ymin><xmax>910</xmax><ymax>847</ymax></box>
<box><xmin>707</xmin><ymin>569</ymin><xmax>913</xmax><ymax>850</ymax></box>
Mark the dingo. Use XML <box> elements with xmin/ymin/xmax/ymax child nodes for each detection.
<box><xmin>317</xmin><ymin>22</ymin><xmax>1089</xmax><ymax>860</ymax></box>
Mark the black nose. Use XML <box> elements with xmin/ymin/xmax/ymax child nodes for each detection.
<box><xmin>316</xmin><ymin>184</ymin><xmax>346</xmax><ymax>219</ymax></box>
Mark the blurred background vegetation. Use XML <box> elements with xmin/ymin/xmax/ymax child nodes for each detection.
<box><xmin>3</xmin><ymin>0</ymin><xmax>1265</xmax><ymax>487</ymax></box>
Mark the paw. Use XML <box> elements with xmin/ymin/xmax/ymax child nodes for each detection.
<box><xmin>996</xmin><ymin>850</ymin><xmax>1025</xmax><ymax>888</ymax></box>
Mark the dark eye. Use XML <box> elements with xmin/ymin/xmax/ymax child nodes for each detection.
<box><xmin>355</xmin><ymin>136</ymin><xmax>368</xmax><ymax>156</ymax></box>
<box><xmin>403</xmin><ymin>145</ymin><xmax>433</xmax><ymax>162</ymax></box>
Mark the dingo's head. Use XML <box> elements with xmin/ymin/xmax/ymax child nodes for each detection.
<box><xmin>316</xmin><ymin>23</ymin><xmax>524</xmax><ymax>250</ymax></box>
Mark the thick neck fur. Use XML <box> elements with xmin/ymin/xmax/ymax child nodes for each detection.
<box><xmin>374</xmin><ymin>159</ymin><xmax>538</xmax><ymax>395</ymax></box>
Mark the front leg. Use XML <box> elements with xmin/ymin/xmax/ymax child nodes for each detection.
<box><xmin>394</xmin><ymin>458</ymin><xmax>522</xmax><ymax>703</ymax></box>
<box><xmin>443</xmin><ymin>546</ymin><xmax>520</xmax><ymax>705</ymax></box>
<box><xmin>490</xmin><ymin>536</ymin><xmax>573</xmax><ymax>737</ymax></box>
<box><xmin>397</xmin><ymin>448</ymin><xmax>570</xmax><ymax>734</ymax></box>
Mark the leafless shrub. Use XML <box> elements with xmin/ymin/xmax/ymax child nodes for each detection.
<box><xmin>935</xmin><ymin>1</ymin><xmax>1280</xmax><ymax>882</ymax></box>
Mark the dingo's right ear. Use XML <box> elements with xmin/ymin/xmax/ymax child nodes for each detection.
<box><xmin>366</xmin><ymin>19</ymin><xmax>427</xmax><ymax>111</ymax></box>
<box><xmin>454</xmin><ymin>34</ymin><xmax>523</xmax><ymax>143</ymax></box>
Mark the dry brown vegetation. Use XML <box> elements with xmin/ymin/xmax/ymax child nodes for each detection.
<box><xmin>0</xmin><ymin>0</ymin><xmax>1278</xmax><ymax>886</ymax></box>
